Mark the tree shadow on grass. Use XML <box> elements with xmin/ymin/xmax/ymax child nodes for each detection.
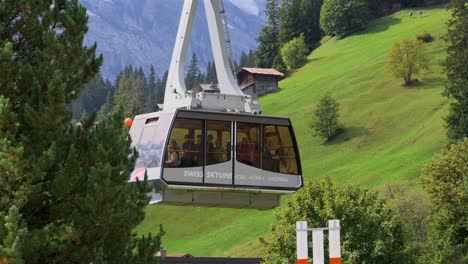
<box><xmin>306</xmin><ymin>57</ymin><xmax>325</xmax><ymax>64</ymax></box>
<box><xmin>325</xmin><ymin>126</ymin><xmax>370</xmax><ymax>146</ymax></box>
<box><xmin>352</xmin><ymin>16</ymin><xmax>401</xmax><ymax>37</ymax></box>
<box><xmin>407</xmin><ymin>77</ymin><xmax>446</xmax><ymax>90</ymax></box>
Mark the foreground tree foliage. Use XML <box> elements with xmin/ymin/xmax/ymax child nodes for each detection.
<box><xmin>264</xmin><ymin>179</ymin><xmax>406</xmax><ymax>264</ymax></box>
<box><xmin>387</xmin><ymin>38</ymin><xmax>430</xmax><ymax>85</ymax></box>
<box><xmin>420</xmin><ymin>139</ymin><xmax>467</xmax><ymax>263</ymax></box>
<box><xmin>320</xmin><ymin>0</ymin><xmax>370</xmax><ymax>38</ymax></box>
<box><xmin>381</xmin><ymin>182</ymin><xmax>431</xmax><ymax>262</ymax></box>
<box><xmin>0</xmin><ymin>1</ymin><xmax>161</xmax><ymax>263</ymax></box>
<box><xmin>309</xmin><ymin>95</ymin><xmax>340</xmax><ymax>141</ymax></box>
<box><xmin>443</xmin><ymin>0</ymin><xmax>468</xmax><ymax>142</ymax></box>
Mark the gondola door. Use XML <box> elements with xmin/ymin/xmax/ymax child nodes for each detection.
<box><xmin>234</xmin><ymin>122</ymin><xmax>263</xmax><ymax>187</ymax></box>
<box><xmin>204</xmin><ymin>120</ymin><xmax>233</xmax><ymax>185</ymax></box>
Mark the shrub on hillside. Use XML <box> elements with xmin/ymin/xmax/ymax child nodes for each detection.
<box><xmin>264</xmin><ymin>179</ymin><xmax>407</xmax><ymax>264</ymax></box>
<box><xmin>387</xmin><ymin>38</ymin><xmax>430</xmax><ymax>85</ymax></box>
<box><xmin>280</xmin><ymin>34</ymin><xmax>309</xmax><ymax>70</ymax></box>
<box><xmin>320</xmin><ymin>0</ymin><xmax>371</xmax><ymax>38</ymax></box>
<box><xmin>417</xmin><ymin>32</ymin><xmax>434</xmax><ymax>43</ymax></box>
<box><xmin>309</xmin><ymin>95</ymin><xmax>341</xmax><ymax>141</ymax></box>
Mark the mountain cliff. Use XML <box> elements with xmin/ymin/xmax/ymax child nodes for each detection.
<box><xmin>80</xmin><ymin>0</ymin><xmax>266</xmax><ymax>79</ymax></box>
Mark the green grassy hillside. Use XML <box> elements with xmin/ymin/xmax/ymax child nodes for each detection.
<box><xmin>137</xmin><ymin>6</ymin><xmax>450</xmax><ymax>257</ymax></box>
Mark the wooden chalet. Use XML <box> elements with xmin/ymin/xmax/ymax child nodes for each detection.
<box><xmin>236</xmin><ymin>67</ymin><xmax>284</xmax><ymax>97</ymax></box>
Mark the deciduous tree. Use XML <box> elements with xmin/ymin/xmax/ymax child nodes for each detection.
<box><xmin>387</xmin><ymin>38</ymin><xmax>430</xmax><ymax>85</ymax></box>
<box><xmin>309</xmin><ymin>95</ymin><xmax>340</xmax><ymax>141</ymax></box>
<box><xmin>280</xmin><ymin>34</ymin><xmax>308</xmax><ymax>70</ymax></box>
<box><xmin>420</xmin><ymin>139</ymin><xmax>467</xmax><ymax>263</ymax></box>
<box><xmin>264</xmin><ymin>179</ymin><xmax>406</xmax><ymax>264</ymax></box>
<box><xmin>320</xmin><ymin>0</ymin><xmax>370</xmax><ymax>37</ymax></box>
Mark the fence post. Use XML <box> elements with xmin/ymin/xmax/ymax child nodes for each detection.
<box><xmin>328</xmin><ymin>220</ymin><xmax>341</xmax><ymax>264</ymax></box>
<box><xmin>296</xmin><ymin>221</ymin><xmax>308</xmax><ymax>264</ymax></box>
<box><xmin>312</xmin><ymin>229</ymin><xmax>324</xmax><ymax>264</ymax></box>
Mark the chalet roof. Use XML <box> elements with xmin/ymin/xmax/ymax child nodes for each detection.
<box><xmin>238</xmin><ymin>67</ymin><xmax>284</xmax><ymax>77</ymax></box>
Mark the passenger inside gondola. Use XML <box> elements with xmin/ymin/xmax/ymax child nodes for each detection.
<box><xmin>182</xmin><ymin>135</ymin><xmax>192</xmax><ymax>150</ymax></box>
<box><xmin>206</xmin><ymin>134</ymin><xmax>216</xmax><ymax>164</ymax></box>
<box><xmin>193</xmin><ymin>134</ymin><xmax>202</xmax><ymax>164</ymax></box>
<box><xmin>165</xmin><ymin>140</ymin><xmax>180</xmax><ymax>167</ymax></box>
<box><xmin>238</xmin><ymin>137</ymin><xmax>260</xmax><ymax>166</ymax></box>
<box><xmin>214</xmin><ymin>139</ymin><xmax>224</xmax><ymax>162</ymax></box>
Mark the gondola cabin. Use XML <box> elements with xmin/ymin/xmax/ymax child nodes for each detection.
<box><xmin>129</xmin><ymin>109</ymin><xmax>303</xmax><ymax>209</ymax></box>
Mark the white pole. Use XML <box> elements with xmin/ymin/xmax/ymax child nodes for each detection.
<box><xmin>296</xmin><ymin>221</ymin><xmax>308</xmax><ymax>264</ymax></box>
<box><xmin>328</xmin><ymin>220</ymin><xmax>341</xmax><ymax>264</ymax></box>
<box><xmin>312</xmin><ymin>229</ymin><xmax>325</xmax><ymax>264</ymax></box>
<box><xmin>312</xmin><ymin>229</ymin><xmax>324</xmax><ymax>264</ymax></box>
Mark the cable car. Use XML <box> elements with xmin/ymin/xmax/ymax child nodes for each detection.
<box><xmin>128</xmin><ymin>0</ymin><xmax>303</xmax><ymax>209</ymax></box>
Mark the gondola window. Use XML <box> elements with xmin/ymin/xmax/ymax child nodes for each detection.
<box><xmin>236</xmin><ymin>123</ymin><xmax>261</xmax><ymax>168</ymax></box>
<box><xmin>164</xmin><ymin>118</ymin><xmax>203</xmax><ymax>168</ymax></box>
<box><xmin>206</xmin><ymin>121</ymin><xmax>231</xmax><ymax>165</ymax></box>
<box><xmin>262</xmin><ymin>125</ymin><xmax>299</xmax><ymax>175</ymax></box>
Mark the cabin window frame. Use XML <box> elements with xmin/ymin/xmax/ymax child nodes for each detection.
<box><xmin>160</xmin><ymin>109</ymin><xmax>303</xmax><ymax>191</ymax></box>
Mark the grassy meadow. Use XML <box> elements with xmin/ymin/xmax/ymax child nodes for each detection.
<box><xmin>136</xmin><ymin>6</ymin><xmax>450</xmax><ymax>257</ymax></box>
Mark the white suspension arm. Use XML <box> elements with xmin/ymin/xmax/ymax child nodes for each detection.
<box><xmin>164</xmin><ymin>0</ymin><xmax>199</xmax><ymax>107</ymax></box>
<box><xmin>203</xmin><ymin>0</ymin><xmax>244</xmax><ymax>96</ymax></box>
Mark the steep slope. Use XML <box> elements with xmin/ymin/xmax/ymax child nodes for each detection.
<box><xmin>80</xmin><ymin>0</ymin><xmax>265</xmax><ymax>78</ymax></box>
<box><xmin>136</xmin><ymin>6</ymin><xmax>450</xmax><ymax>257</ymax></box>
<box><xmin>262</xmin><ymin>7</ymin><xmax>449</xmax><ymax>188</ymax></box>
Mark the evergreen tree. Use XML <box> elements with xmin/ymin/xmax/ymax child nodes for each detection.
<box><xmin>255</xmin><ymin>0</ymin><xmax>281</xmax><ymax>68</ymax></box>
<box><xmin>247</xmin><ymin>50</ymin><xmax>256</xmax><ymax>67</ymax></box>
<box><xmin>279</xmin><ymin>0</ymin><xmax>302</xmax><ymax>45</ymax></box>
<box><xmin>0</xmin><ymin>206</ymin><xmax>27</xmax><ymax>264</ymax></box>
<box><xmin>266</xmin><ymin>0</ymin><xmax>281</xmax><ymax>35</ymax></box>
<box><xmin>238</xmin><ymin>50</ymin><xmax>256</xmax><ymax>70</ymax></box>
<box><xmin>156</xmin><ymin>70</ymin><xmax>169</xmax><ymax>104</ymax></box>
<box><xmin>71</xmin><ymin>73</ymin><xmax>111</xmax><ymax>119</ymax></box>
<box><xmin>299</xmin><ymin>0</ymin><xmax>324</xmax><ymax>49</ymax></box>
<box><xmin>443</xmin><ymin>0</ymin><xmax>468</xmax><ymax>142</ymax></box>
<box><xmin>185</xmin><ymin>53</ymin><xmax>200</xmax><ymax>90</ymax></box>
<box><xmin>204</xmin><ymin>61</ymin><xmax>218</xmax><ymax>84</ymax></box>
<box><xmin>97</xmin><ymin>90</ymin><xmax>115</xmax><ymax>120</ymax></box>
<box><xmin>239</xmin><ymin>50</ymin><xmax>248</xmax><ymax>69</ymax></box>
<box><xmin>0</xmin><ymin>1</ymin><xmax>161</xmax><ymax>263</ymax></box>
<box><xmin>279</xmin><ymin>0</ymin><xmax>323</xmax><ymax>49</ymax></box>
<box><xmin>272</xmin><ymin>53</ymin><xmax>288</xmax><ymax>75</ymax></box>
<box><xmin>256</xmin><ymin>26</ymin><xmax>280</xmax><ymax>68</ymax></box>
<box><xmin>145</xmin><ymin>64</ymin><xmax>157</xmax><ymax>112</ymax></box>
<box><xmin>112</xmin><ymin>65</ymin><xmax>146</xmax><ymax>117</ymax></box>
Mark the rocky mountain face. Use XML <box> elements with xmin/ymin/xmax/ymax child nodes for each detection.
<box><xmin>80</xmin><ymin>0</ymin><xmax>266</xmax><ymax>79</ymax></box>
